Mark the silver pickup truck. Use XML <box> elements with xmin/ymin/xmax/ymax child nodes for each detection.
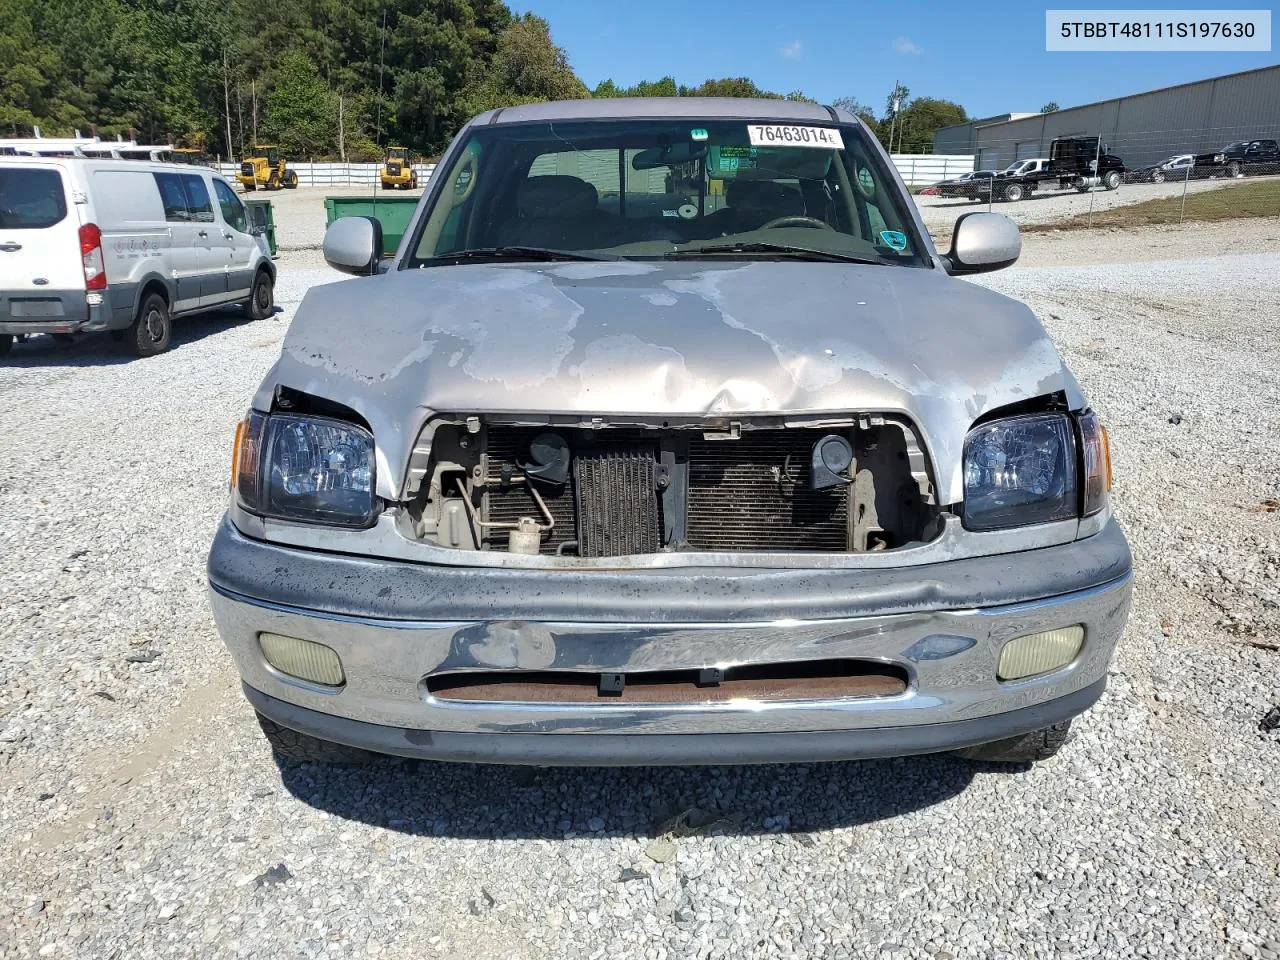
<box><xmin>208</xmin><ymin>98</ymin><xmax>1131</xmax><ymax>767</ymax></box>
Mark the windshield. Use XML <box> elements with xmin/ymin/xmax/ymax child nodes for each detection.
<box><xmin>410</xmin><ymin>118</ymin><xmax>926</xmax><ymax>267</ymax></box>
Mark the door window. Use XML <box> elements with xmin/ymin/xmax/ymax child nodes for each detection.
<box><xmin>182</xmin><ymin>175</ymin><xmax>214</xmax><ymax>222</ymax></box>
<box><xmin>213</xmin><ymin>179</ymin><xmax>248</xmax><ymax>232</ymax></box>
<box><xmin>0</xmin><ymin>168</ymin><xmax>67</xmax><ymax>228</ymax></box>
<box><xmin>153</xmin><ymin>172</ymin><xmax>215</xmax><ymax>223</ymax></box>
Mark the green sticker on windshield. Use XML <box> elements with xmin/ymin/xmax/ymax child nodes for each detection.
<box><xmin>880</xmin><ymin>230</ymin><xmax>907</xmax><ymax>251</ymax></box>
<box><xmin>690</xmin><ymin>128</ymin><xmax>708</xmax><ymax>141</ymax></box>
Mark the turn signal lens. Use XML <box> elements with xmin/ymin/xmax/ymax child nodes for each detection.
<box><xmin>1078</xmin><ymin>411</ymin><xmax>1111</xmax><ymax>516</ymax></box>
<box><xmin>997</xmin><ymin>625</ymin><xmax>1085</xmax><ymax>681</ymax></box>
<box><xmin>259</xmin><ymin>633</ymin><xmax>345</xmax><ymax>686</ymax></box>
<box><xmin>231</xmin><ymin>411</ymin><xmax>266</xmax><ymax>510</ymax></box>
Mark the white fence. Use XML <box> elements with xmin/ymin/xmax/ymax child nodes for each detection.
<box><xmin>214</xmin><ymin>156</ymin><xmax>974</xmax><ymax>189</ymax></box>
<box><xmin>214</xmin><ymin>162</ymin><xmax>437</xmax><ymax>188</ymax></box>
<box><xmin>889</xmin><ymin>154</ymin><xmax>975</xmax><ymax>186</ymax></box>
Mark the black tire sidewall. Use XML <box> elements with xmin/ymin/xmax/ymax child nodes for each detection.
<box><xmin>247</xmin><ymin>270</ymin><xmax>274</xmax><ymax>320</ymax></box>
<box><xmin>131</xmin><ymin>293</ymin><xmax>171</xmax><ymax>357</ymax></box>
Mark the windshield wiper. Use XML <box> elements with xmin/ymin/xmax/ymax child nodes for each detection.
<box><xmin>430</xmin><ymin>246</ymin><xmax>615</xmax><ymax>264</ymax></box>
<box><xmin>664</xmin><ymin>242</ymin><xmax>900</xmax><ymax>266</ymax></box>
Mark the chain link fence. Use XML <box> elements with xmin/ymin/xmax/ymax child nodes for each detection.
<box><xmin>918</xmin><ymin>122</ymin><xmax>1279</xmax><ymax>242</ymax></box>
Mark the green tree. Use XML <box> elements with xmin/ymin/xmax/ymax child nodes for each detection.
<box><xmin>1041</xmin><ymin>101</ymin><xmax>1060</xmax><ymax>113</ymax></box>
<box><xmin>462</xmin><ymin>13</ymin><xmax>587</xmax><ymax>117</ymax></box>
<box><xmin>892</xmin><ymin>97</ymin><xmax>967</xmax><ymax>153</ymax></box>
<box><xmin>261</xmin><ymin>50</ymin><xmax>335</xmax><ymax>155</ymax></box>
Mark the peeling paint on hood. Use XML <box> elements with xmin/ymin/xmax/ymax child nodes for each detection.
<box><xmin>257</xmin><ymin>260</ymin><xmax>1080</xmax><ymax>503</ymax></box>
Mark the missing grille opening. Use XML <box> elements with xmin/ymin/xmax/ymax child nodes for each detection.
<box><xmin>426</xmin><ymin>660</ymin><xmax>909</xmax><ymax>704</ymax></box>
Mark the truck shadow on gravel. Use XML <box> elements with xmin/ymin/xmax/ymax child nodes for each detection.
<box><xmin>0</xmin><ymin>308</ymin><xmax>275</xmax><ymax>367</ymax></box>
<box><xmin>274</xmin><ymin>753</ymin><xmax>1001</xmax><ymax>839</ymax></box>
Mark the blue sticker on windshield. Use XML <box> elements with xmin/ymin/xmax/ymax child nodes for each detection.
<box><xmin>880</xmin><ymin>230</ymin><xmax>907</xmax><ymax>251</ymax></box>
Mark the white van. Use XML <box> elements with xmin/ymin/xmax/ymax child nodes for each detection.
<box><xmin>0</xmin><ymin>157</ymin><xmax>276</xmax><ymax>357</ymax></box>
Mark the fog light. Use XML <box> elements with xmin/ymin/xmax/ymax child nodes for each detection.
<box><xmin>259</xmin><ymin>633</ymin><xmax>345</xmax><ymax>686</ymax></box>
<box><xmin>997</xmin><ymin>626</ymin><xmax>1084</xmax><ymax>681</ymax></box>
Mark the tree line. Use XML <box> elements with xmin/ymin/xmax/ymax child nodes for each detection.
<box><xmin>0</xmin><ymin>0</ymin><xmax>967</xmax><ymax>159</ymax></box>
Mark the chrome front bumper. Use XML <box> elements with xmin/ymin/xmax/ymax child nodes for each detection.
<box><xmin>208</xmin><ymin>518</ymin><xmax>1132</xmax><ymax>764</ymax></box>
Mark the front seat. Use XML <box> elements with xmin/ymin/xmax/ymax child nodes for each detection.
<box><xmin>701</xmin><ymin>179</ymin><xmax>808</xmax><ymax>237</ymax></box>
<box><xmin>495</xmin><ymin>175</ymin><xmax>613</xmax><ymax>250</ymax></box>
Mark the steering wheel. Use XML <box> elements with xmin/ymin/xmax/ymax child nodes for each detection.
<box><xmin>759</xmin><ymin>215</ymin><xmax>831</xmax><ymax>230</ymax></box>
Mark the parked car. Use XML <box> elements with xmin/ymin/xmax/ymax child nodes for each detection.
<box><xmin>999</xmin><ymin>158</ymin><xmax>1049</xmax><ymax>178</ymax></box>
<box><xmin>936</xmin><ymin>170</ymin><xmax>995</xmax><ymax>199</ymax></box>
<box><xmin>0</xmin><ymin>156</ymin><xmax>276</xmax><ymax>357</ymax></box>
<box><xmin>209</xmin><ymin>98</ymin><xmax>1131</xmax><ymax>768</ymax></box>
<box><xmin>1130</xmin><ymin>154</ymin><xmax>1195</xmax><ymax>183</ymax></box>
<box><xmin>1192</xmin><ymin>139</ymin><xmax>1280</xmax><ymax>178</ymax></box>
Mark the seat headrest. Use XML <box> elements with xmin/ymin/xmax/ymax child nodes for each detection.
<box><xmin>725</xmin><ymin>179</ymin><xmax>804</xmax><ymax>216</ymax></box>
<box><xmin>517</xmin><ymin>176</ymin><xmax>599</xmax><ymax>219</ymax></box>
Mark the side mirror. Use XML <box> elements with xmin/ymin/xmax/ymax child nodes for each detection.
<box><xmin>323</xmin><ymin>216</ymin><xmax>383</xmax><ymax>276</ymax></box>
<box><xmin>944</xmin><ymin>212</ymin><xmax>1020</xmax><ymax>275</ymax></box>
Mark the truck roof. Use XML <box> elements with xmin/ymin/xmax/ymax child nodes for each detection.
<box><xmin>475</xmin><ymin>97</ymin><xmax>848</xmax><ymax>126</ymax></box>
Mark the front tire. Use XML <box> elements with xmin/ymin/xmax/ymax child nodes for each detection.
<box><xmin>1002</xmin><ymin>182</ymin><xmax>1024</xmax><ymax>202</ymax></box>
<box><xmin>256</xmin><ymin>712</ymin><xmax>376</xmax><ymax>764</ymax></box>
<box><xmin>1151</xmin><ymin>170</ymin><xmax>1165</xmax><ymax>184</ymax></box>
<box><xmin>1228</xmin><ymin>162</ymin><xmax>1242</xmax><ymax>179</ymax></box>
<box><xmin>130</xmin><ymin>292</ymin><xmax>171</xmax><ymax>357</ymax></box>
<box><xmin>1104</xmin><ymin>170</ymin><xmax>1121</xmax><ymax>190</ymax></box>
<box><xmin>283</xmin><ymin>170</ymin><xmax>298</xmax><ymax>189</ymax></box>
<box><xmin>245</xmin><ymin>269</ymin><xmax>274</xmax><ymax>320</ymax></box>
<box><xmin>955</xmin><ymin>720</ymin><xmax>1073</xmax><ymax>764</ymax></box>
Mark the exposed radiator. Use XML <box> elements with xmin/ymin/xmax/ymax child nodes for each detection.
<box><xmin>483</xmin><ymin>429</ymin><xmax>576</xmax><ymax>554</ymax></box>
<box><xmin>686</xmin><ymin>432</ymin><xmax>849</xmax><ymax>552</ymax></box>
<box><xmin>574</xmin><ymin>444</ymin><xmax>662</xmax><ymax>558</ymax></box>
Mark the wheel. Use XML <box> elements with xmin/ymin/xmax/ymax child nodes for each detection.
<box><xmin>243</xmin><ymin>182</ymin><xmax>256</xmax><ymax>192</ymax></box>
<box><xmin>955</xmin><ymin>720</ymin><xmax>1073</xmax><ymax>764</ymax></box>
<box><xmin>1103</xmin><ymin>170</ymin><xmax>1121</xmax><ymax>190</ymax></box>
<box><xmin>1151</xmin><ymin>170</ymin><xmax>1165</xmax><ymax>184</ymax></box>
<box><xmin>1002</xmin><ymin>182</ymin><xmax>1024</xmax><ymax>202</ymax></box>
<box><xmin>256</xmin><ymin>712</ymin><xmax>376</xmax><ymax>764</ymax></box>
<box><xmin>1228</xmin><ymin>162</ymin><xmax>1242</xmax><ymax>179</ymax></box>
<box><xmin>284</xmin><ymin>170</ymin><xmax>298</xmax><ymax>189</ymax></box>
<box><xmin>129</xmin><ymin>292</ymin><xmax>171</xmax><ymax>357</ymax></box>
<box><xmin>245</xmin><ymin>269</ymin><xmax>274</xmax><ymax>320</ymax></box>
<box><xmin>410</xmin><ymin>175</ymin><xmax>418</xmax><ymax>189</ymax></box>
<box><xmin>0</xmin><ymin>334</ymin><xmax>11</xmax><ymax>357</ymax></box>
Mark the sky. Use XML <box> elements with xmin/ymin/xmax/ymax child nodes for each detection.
<box><xmin>513</xmin><ymin>1</ymin><xmax>1277</xmax><ymax>118</ymax></box>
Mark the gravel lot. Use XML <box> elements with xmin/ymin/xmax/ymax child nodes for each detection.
<box><xmin>1</xmin><ymin>211</ymin><xmax>1278</xmax><ymax>959</ymax></box>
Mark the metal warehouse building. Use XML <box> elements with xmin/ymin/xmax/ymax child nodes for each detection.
<box><xmin>933</xmin><ymin>65</ymin><xmax>1280</xmax><ymax>171</ymax></box>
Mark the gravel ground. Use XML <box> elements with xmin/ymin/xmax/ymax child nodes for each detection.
<box><xmin>1</xmin><ymin>222</ymin><xmax>1278</xmax><ymax>959</ymax></box>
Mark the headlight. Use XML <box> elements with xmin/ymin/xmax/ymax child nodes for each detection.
<box><xmin>232</xmin><ymin>412</ymin><xmax>377</xmax><ymax>527</ymax></box>
<box><xmin>1214</xmin><ymin>153</ymin><xmax>1226</xmax><ymax>162</ymax></box>
<box><xmin>962</xmin><ymin>413</ymin><xmax>1077</xmax><ymax>531</ymax></box>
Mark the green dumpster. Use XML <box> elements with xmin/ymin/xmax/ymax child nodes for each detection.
<box><xmin>323</xmin><ymin>195</ymin><xmax>421</xmax><ymax>256</ymax></box>
<box><xmin>243</xmin><ymin>197</ymin><xmax>278</xmax><ymax>257</ymax></box>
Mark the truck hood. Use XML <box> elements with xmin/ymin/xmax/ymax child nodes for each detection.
<box><xmin>259</xmin><ymin>260</ymin><xmax>1081</xmax><ymax>504</ymax></box>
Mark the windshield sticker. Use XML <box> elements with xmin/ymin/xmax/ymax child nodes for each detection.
<box><xmin>855</xmin><ymin>166</ymin><xmax>876</xmax><ymax>198</ymax></box>
<box><xmin>879</xmin><ymin>230</ymin><xmax>908</xmax><ymax>251</ymax></box>
<box><xmin>677</xmin><ymin>203</ymin><xmax>698</xmax><ymax>219</ymax></box>
<box><xmin>690</xmin><ymin>128</ymin><xmax>709</xmax><ymax>141</ymax></box>
<box><xmin>747</xmin><ymin>124</ymin><xmax>841</xmax><ymax>149</ymax></box>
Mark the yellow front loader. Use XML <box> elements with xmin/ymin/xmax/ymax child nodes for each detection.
<box><xmin>379</xmin><ymin>146</ymin><xmax>418</xmax><ymax>189</ymax></box>
<box><xmin>236</xmin><ymin>145</ymin><xmax>298</xmax><ymax>191</ymax></box>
